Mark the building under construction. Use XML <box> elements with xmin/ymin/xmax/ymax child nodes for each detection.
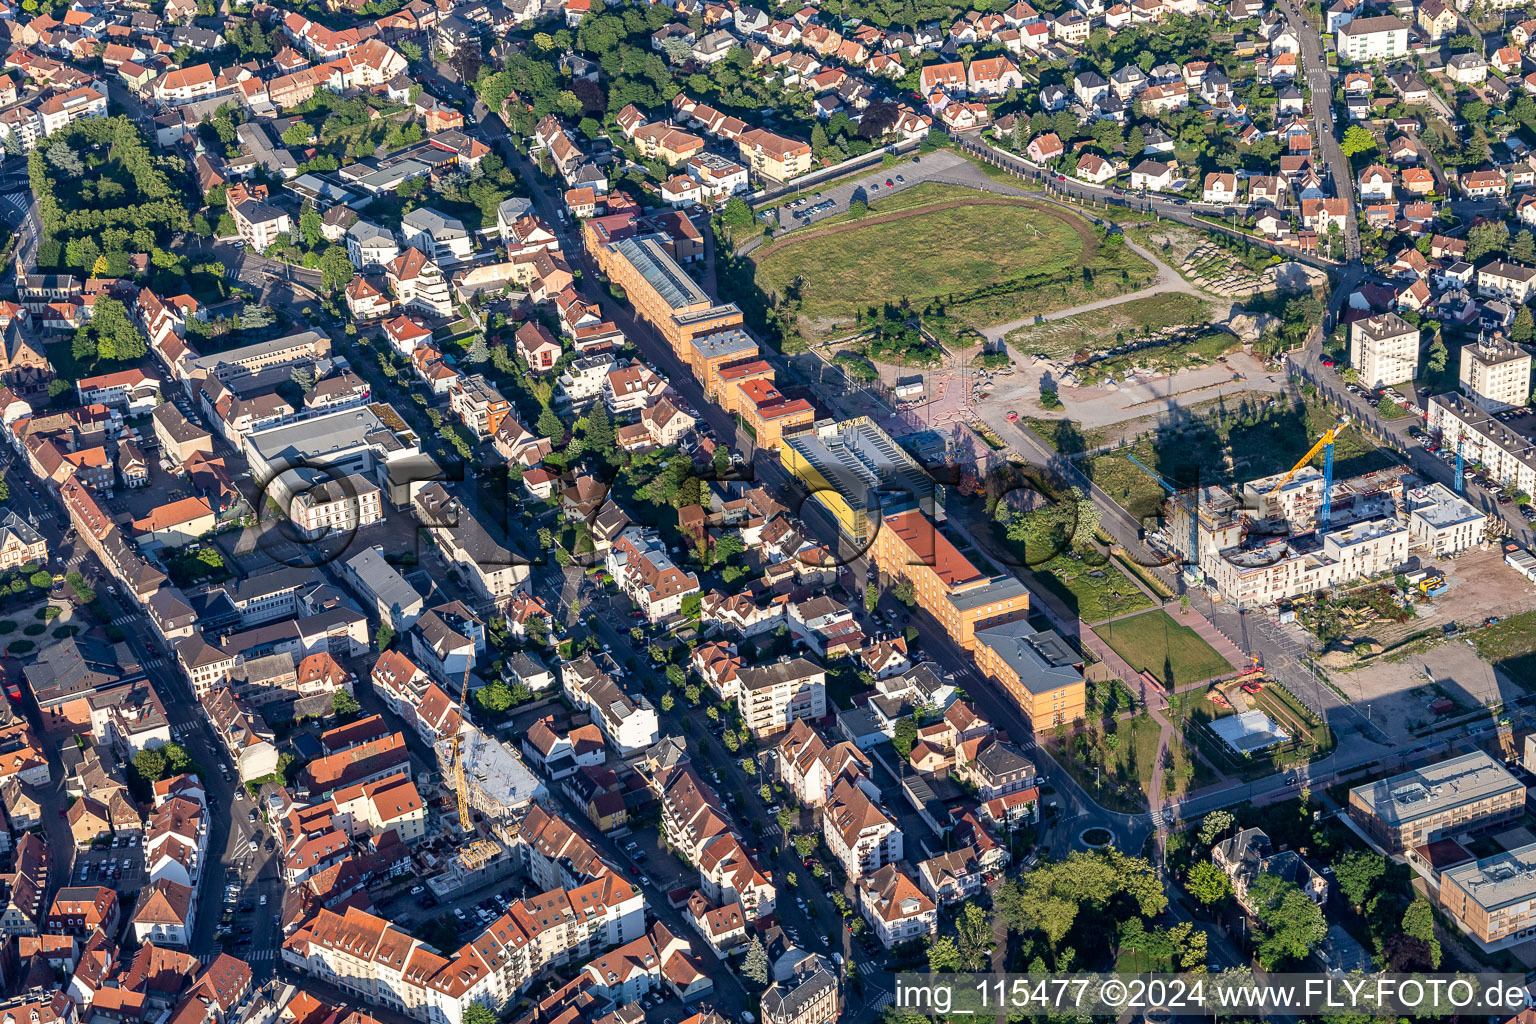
<box><xmin>1166</xmin><ymin>466</ymin><xmax>1414</xmax><ymax>605</ymax></box>
<box><xmin>428</xmin><ymin>722</ymin><xmax>547</xmax><ymax>894</ymax></box>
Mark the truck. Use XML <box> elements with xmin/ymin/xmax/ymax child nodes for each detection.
<box><xmin>1419</xmin><ymin>575</ymin><xmax>1448</xmax><ymax>597</ymax></box>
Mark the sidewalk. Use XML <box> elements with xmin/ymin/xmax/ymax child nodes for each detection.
<box><xmin>1165</xmin><ymin>600</ymin><xmax>1247</xmax><ymax>675</ymax></box>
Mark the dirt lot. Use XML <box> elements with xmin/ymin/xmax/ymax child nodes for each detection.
<box><xmin>1341</xmin><ymin>642</ymin><xmax>1515</xmax><ymax>743</ymax></box>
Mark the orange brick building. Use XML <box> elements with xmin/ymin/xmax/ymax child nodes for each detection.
<box><xmin>972</xmin><ymin>619</ymin><xmax>1087</xmax><ymax>732</ymax></box>
<box><xmin>870</xmin><ymin>510</ymin><xmax>1030</xmax><ymax>651</ymax></box>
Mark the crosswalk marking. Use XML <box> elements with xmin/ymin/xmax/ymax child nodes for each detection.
<box><xmin>868</xmin><ymin>989</ymin><xmax>892</xmax><ymax>1011</ymax></box>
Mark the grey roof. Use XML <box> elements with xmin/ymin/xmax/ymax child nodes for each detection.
<box><xmin>345</xmin><ymin>545</ymin><xmax>424</xmax><ymax>622</ymax></box>
<box><xmin>973</xmin><ymin>621</ymin><xmax>1082</xmax><ymax>695</ymax></box>
<box><xmin>1349</xmin><ymin>752</ymin><xmax>1524</xmax><ymax>826</ymax></box>
<box><xmin>347</xmin><ymin>219</ymin><xmax>396</xmax><ymax>246</ymax></box>
<box><xmin>948</xmin><ymin>574</ymin><xmax>1030</xmax><ymax>612</ymax></box>
<box><xmin>401</xmin><ymin>206</ymin><xmax>468</xmax><ymax>239</ymax></box>
<box><xmin>247</xmin><ymin>405</ymin><xmax>407</xmax><ymax>467</ymax></box>
<box><xmin>231</xmin><ymin>565</ymin><xmax>311</xmax><ymax>604</ymax></box>
<box><xmin>607</xmin><ymin>234</ymin><xmax>710</xmax><ymax>310</ymax></box>
<box><xmin>737</xmin><ymin>656</ymin><xmax>823</xmax><ymax>692</ymax></box>
<box><xmin>761</xmin><ymin>963</ymin><xmax>838</xmax><ymax>1020</ymax></box>
<box><xmin>1442</xmin><ymin>842</ymin><xmax>1536</xmax><ymax>912</ymax></box>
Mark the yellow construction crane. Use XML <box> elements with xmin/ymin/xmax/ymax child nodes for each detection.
<box><xmin>452</xmin><ymin>732</ymin><xmax>473</xmax><ymax>833</ymax></box>
<box><xmin>1268</xmin><ymin>418</ymin><xmax>1348</xmax><ymax>532</ymax></box>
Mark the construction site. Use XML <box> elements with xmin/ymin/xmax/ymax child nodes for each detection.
<box><xmin>424</xmin><ymin>721</ymin><xmax>546</xmax><ymax>898</ymax></box>
<box><xmin>1140</xmin><ymin>417</ymin><xmax>1494</xmax><ymax>608</ymax></box>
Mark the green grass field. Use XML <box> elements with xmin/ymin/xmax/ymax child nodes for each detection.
<box><xmin>1096</xmin><ymin>610</ymin><xmax>1233</xmax><ymax>688</ymax></box>
<box><xmin>752</xmin><ymin>187</ymin><xmax>1154</xmax><ymax>338</ymax></box>
<box><xmin>1006</xmin><ymin>293</ymin><xmax>1219</xmax><ymax>360</ymax></box>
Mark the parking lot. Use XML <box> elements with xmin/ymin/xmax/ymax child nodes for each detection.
<box><xmin>73</xmin><ymin>839</ymin><xmax>146</xmax><ymax>893</ymax></box>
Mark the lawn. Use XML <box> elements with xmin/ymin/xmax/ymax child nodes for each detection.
<box><xmin>1029</xmin><ymin>553</ymin><xmax>1154</xmax><ymax>624</ymax></box>
<box><xmin>1050</xmin><ymin>714</ymin><xmax>1214</xmax><ymax>814</ymax></box>
<box><xmin>752</xmin><ymin>188</ymin><xmax>1155</xmax><ymax>338</ymax></box>
<box><xmin>1096</xmin><ymin>610</ymin><xmax>1233</xmax><ymax>688</ymax></box>
<box><xmin>1006</xmin><ymin>293</ymin><xmax>1219</xmax><ymax>360</ymax></box>
<box><xmin>1072</xmin><ymin>328</ymin><xmax>1243</xmax><ymax>387</ymax></box>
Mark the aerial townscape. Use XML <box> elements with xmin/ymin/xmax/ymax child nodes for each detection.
<box><xmin>13</xmin><ymin>0</ymin><xmax>1536</xmax><ymax>1019</ymax></box>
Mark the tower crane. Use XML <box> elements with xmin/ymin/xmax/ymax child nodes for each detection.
<box><xmin>1125</xmin><ymin>455</ymin><xmax>1200</xmax><ymax>583</ymax></box>
<box><xmin>1455</xmin><ymin>437</ymin><xmax>1465</xmax><ymax>495</ymax></box>
<box><xmin>1267</xmin><ymin>419</ymin><xmax>1348</xmax><ymax>533</ymax></box>
<box><xmin>450</xmin><ymin>664</ymin><xmax>499</xmax><ymax>871</ymax></box>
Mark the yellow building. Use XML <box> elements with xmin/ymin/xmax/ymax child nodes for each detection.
<box><xmin>592</xmin><ymin>233</ymin><xmax>743</xmax><ymax>358</ymax></box>
<box><xmin>737</xmin><ymin>128</ymin><xmax>814</xmax><ymax>182</ymax></box>
<box><xmin>972</xmin><ymin>619</ymin><xmax>1086</xmax><ymax>732</ymax></box>
<box><xmin>778</xmin><ymin>417</ymin><xmax>937</xmax><ymax>544</ymax></box>
<box><xmin>871</xmin><ymin>510</ymin><xmax>1030</xmax><ymax>650</ymax></box>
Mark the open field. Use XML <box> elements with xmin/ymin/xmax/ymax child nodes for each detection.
<box><xmin>1050</xmin><ymin>713</ymin><xmax>1215</xmax><ymax>814</ymax></box>
<box><xmin>752</xmin><ymin>188</ymin><xmax>1155</xmax><ymax>339</ymax></box>
<box><xmin>1005</xmin><ymin>293</ymin><xmax>1220</xmax><ymax>360</ymax></box>
<box><xmin>1096</xmin><ymin>610</ymin><xmax>1233</xmax><ymax>688</ymax></box>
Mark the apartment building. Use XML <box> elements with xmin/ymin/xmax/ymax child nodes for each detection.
<box><xmin>38</xmin><ymin>86</ymin><xmax>107</xmax><ymax>136</ymax></box>
<box><xmin>287</xmin><ymin>472</ymin><xmax>383</xmax><ymax>540</ymax></box>
<box><xmin>774</xmin><ymin>719</ymin><xmax>871</xmax><ymax>807</ymax></box>
<box><xmin>857</xmin><ymin>864</ymin><xmax>936</xmax><ymax>950</ymax></box>
<box><xmin>413</xmin><ymin>484</ymin><xmax>528</xmax><ymax>610</ymax></box>
<box><xmin>1430</xmin><ymin>393</ymin><xmax>1536</xmax><ymax>498</ymax></box>
<box><xmin>1347</xmin><ymin>752</ymin><xmax>1525</xmax><ymax>853</ymax></box>
<box><xmin>1348</xmin><ymin>313</ymin><xmax>1419</xmax><ymax>389</ymax></box>
<box><xmin>592</xmin><ymin>234</ymin><xmax>744</xmax><ymax>359</ymax></box>
<box><xmin>386</xmin><ymin>248</ymin><xmax>454</xmax><ymax>318</ymax></box>
<box><xmin>822</xmin><ymin>777</ymin><xmax>902</xmax><ymax>879</ymax></box>
<box><xmin>871</xmin><ymin>510</ymin><xmax>1030</xmax><ymax>649</ymax></box>
<box><xmin>735</xmin><ymin>128</ymin><xmax>814</xmax><ymax>181</ymax></box>
<box><xmin>761</xmin><ymin>956</ymin><xmax>840</xmax><ymax>1024</ymax></box>
<box><xmin>0</xmin><ymin>510</ymin><xmax>46</xmax><ymax>570</ymax></box>
<box><xmin>231</xmin><ymin>197</ymin><xmax>292</xmax><ymax>251</ymax></box>
<box><xmin>562</xmin><ymin>654</ymin><xmax>659</xmax><ymax>756</ymax></box>
<box><xmin>1478</xmin><ymin>260</ymin><xmax>1536</xmax><ymax>304</ymax></box>
<box><xmin>1460</xmin><ymin>336</ymin><xmax>1532</xmax><ymax>411</ymax></box>
<box><xmin>1405</xmin><ymin>482</ymin><xmax>1486</xmax><ymax>556</ymax></box>
<box><xmin>448</xmin><ymin>375</ymin><xmax>511</xmax><ymax>440</ymax></box>
<box><xmin>735</xmin><ymin>657</ymin><xmax>826</xmax><ymax>739</ymax></box>
<box><xmin>972</xmin><ymin>620</ymin><xmax>1086</xmax><ymax>731</ymax></box>
<box><xmin>605</xmin><ymin>526</ymin><xmax>699</xmax><ymax>624</ymax></box>
<box><xmin>1335</xmin><ymin>14</ymin><xmax>1408</xmax><ymax>60</ymax></box>
<box><xmin>1440</xmin><ymin>842</ymin><xmax>1536</xmax><ymax>950</ymax></box>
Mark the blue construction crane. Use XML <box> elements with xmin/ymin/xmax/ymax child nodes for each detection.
<box><xmin>1455</xmin><ymin>437</ymin><xmax>1465</xmax><ymax>495</ymax></box>
<box><xmin>1126</xmin><ymin>454</ymin><xmax>1199</xmax><ymax>579</ymax></box>
<box><xmin>1268</xmin><ymin>419</ymin><xmax>1348</xmax><ymax>533</ymax></box>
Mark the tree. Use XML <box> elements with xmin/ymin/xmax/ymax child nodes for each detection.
<box><xmin>1332</xmin><ymin>850</ymin><xmax>1386</xmax><ymax>908</ymax></box>
<box><xmin>462</xmin><ymin>1006</ymin><xmax>496</xmax><ymax>1024</ymax></box>
<box><xmin>1342</xmin><ymin>367</ymin><xmax>1361</xmax><ymax>384</ymax></box>
<box><xmin>474</xmin><ymin>681</ymin><xmax>516</xmax><ymax>715</ymax></box>
<box><xmin>465</xmin><ymin>333</ymin><xmax>490</xmax><ymax>364</ymax></box>
<box><xmin>537</xmin><ymin>404</ymin><xmax>564</xmax><ymax>441</ymax></box>
<box><xmin>1127</xmin><ymin>124</ymin><xmax>1146</xmax><ymax>157</ymax></box>
<box><xmin>1467</xmin><ymin>221</ymin><xmax>1511</xmax><ymax>261</ymax></box>
<box><xmin>282</xmin><ymin>122</ymin><xmax>313</xmax><ymax>147</ymax></box>
<box><xmin>927</xmin><ymin>936</ymin><xmax>962</xmax><ymax>972</ymax></box>
<box><xmin>956</xmin><ymin>902</ymin><xmax>993</xmax><ymax>970</ymax></box>
<box><xmin>376</xmin><ymin>622</ymin><xmax>394</xmax><ymax>650</ymax></box>
<box><xmin>332</xmin><ymin>689</ymin><xmax>362</xmax><ymax>719</ymax></box>
<box><xmin>1185</xmin><ymin>861</ymin><xmax>1233</xmax><ymax>907</ymax></box>
<box><xmin>85</xmin><ymin>298</ymin><xmax>147</xmax><ymax>362</ymax></box>
<box><xmin>290</xmin><ymin>365</ymin><xmax>316</xmax><ymax>392</ymax></box>
<box><xmin>132</xmin><ymin>748</ymin><xmax>167</xmax><ymax>782</ymax></box>
<box><xmin>299</xmin><ymin>206</ymin><xmax>325</xmax><ymax>249</ymax></box>
<box><xmin>1513</xmin><ymin>230</ymin><xmax>1536</xmax><ymax>264</ymax></box>
<box><xmin>1514</xmin><ymin>306</ymin><xmax>1535</xmax><ymax>345</ymax></box>
<box><xmin>319</xmin><ymin>245</ymin><xmax>354</xmax><ymax>294</ymax></box>
<box><xmin>398</xmin><ymin>40</ymin><xmax>423</xmax><ymax>62</ymax></box>
<box><xmin>1197</xmin><ymin>810</ymin><xmax>1235</xmax><ymax>846</ymax></box>
<box><xmin>998</xmin><ymin>486</ymin><xmax>1099</xmax><ymax>559</ymax></box>
<box><xmin>864</xmin><ymin>581</ymin><xmax>878</xmax><ymax>613</ymax></box>
<box><xmin>892</xmin><ymin>579</ymin><xmax>915</xmax><ymax>607</ymax></box>
<box><xmin>1377</xmin><ymin>395</ymin><xmax>1399</xmax><ymax>418</ymax></box>
<box><xmin>583</xmin><ymin>400</ymin><xmax>615</xmax><ymax>455</ymax></box>
<box><xmin>1401</xmin><ymin>899</ymin><xmax>1442</xmax><ymax>968</ymax></box>
<box><xmin>1426</xmin><ymin>337</ymin><xmax>1448</xmax><ymax>373</ymax></box>
<box><xmin>1248</xmin><ymin>873</ymin><xmax>1327</xmax><ymax>969</ymax></box>
<box><xmin>742</xmin><ymin>937</ymin><xmax>769</xmax><ymax>985</ymax></box>
<box><xmin>46</xmin><ymin>141</ymin><xmax>83</xmax><ymax>176</ymax></box>
<box><xmin>892</xmin><ymin>716</ymin><xmax>919</xmax><ymax>758</ymax></box>
<box><xmin>1340</xmin><ymin>125</ymin><xmax>1375</xmax><ymax>158</ymax></box>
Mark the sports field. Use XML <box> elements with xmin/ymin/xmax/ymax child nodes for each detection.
<box><xmin>752</xmin><ymin>188</ymin><xmax>1154</xmax><ymax>337</ymax></box>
